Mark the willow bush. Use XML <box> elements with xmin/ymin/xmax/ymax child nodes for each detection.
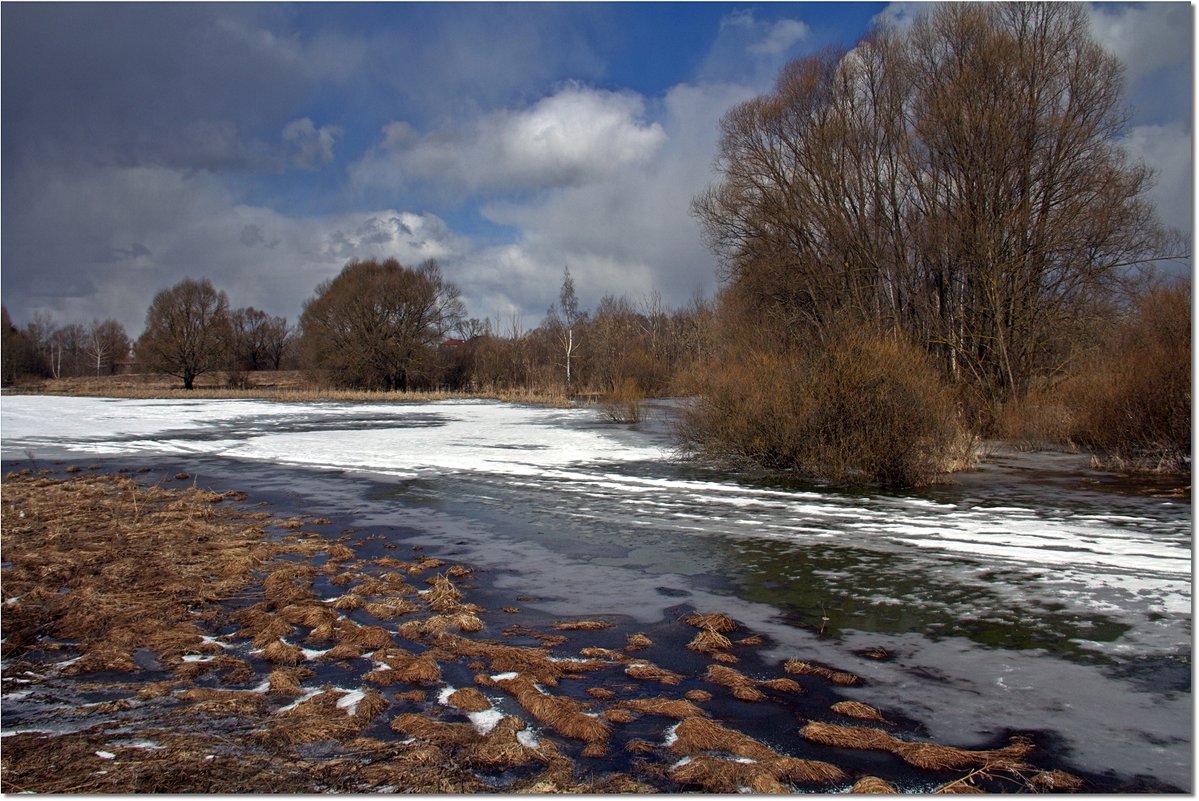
<box><xmin>681</xmin><ymin>325</ymin><xmax>973</xmax><ymax>488</ymax></box>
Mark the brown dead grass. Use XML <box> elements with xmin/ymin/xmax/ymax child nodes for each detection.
<box><xmin>551</xmin><ymin>619</ymin><xmax>613</xmax><ymax>631</ymax></box>
<box><xmin>446</xmin><ymin>687</ymin><xmax>493</xmax><ymax>713</ymax></box>
<box><xmin>617</xmin><ymin>696</ymin><xmax>706</xmax><ymax>719</ymax></box>
<box><xmin>832</xmin><ymin>700</ymin><xmax>889</xmax><ymax>723</ymax></box>
<box><xmin>851</xmin><ymin>775</ymin><xmax>899</xmax><ymax>793</ymax></box>
<box><xmin>495</xmin><ymin>674</ymin><xmax>610</xmax><ymax>743</ymax></box>
<box><xmin>683</xmin><ymin>612</ymin><xmax>738</xmax><ymax>632</ymax></box>
<box><xmin>625</xmin><ymin>661</ymin><xmax>684</xmax><ymax>686</ymax></box>
<box><xmin>784</xmin><ymin>658</ymin><xmax>860</xmax><ymax>686</ymax></box>
<box><xmin>800</xmin><ymin>722</ymin><xmax>1034</xmax><ymax>773</ymax></box>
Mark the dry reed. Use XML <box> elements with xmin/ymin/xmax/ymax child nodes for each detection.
<box><xmin>617</xmin><ymin>696</ymin><xmax>705</xmax><ymax>719</ymax></box>
<box><xmin>551</xmin><ymin>620</ymin><xmax>613</xmax><ymax>631</ymax></box>
<box><xmin>683</xmin><ymin>612</ymin><xmax>738</xmax><ymax>632</ymax></box>
<box><xmin>625</xmin><ymin>662</ymin><xmax>684</xmax><ymax>686</ymax></box>
<box><xmin>495</xmin><ymin>674</ymin><xmax>610</xmax><ymax>743</ymax></box>
<box><xmin>850</xmin><ymin>776</ymin><xmax>898</xmax><ymax>793</ymax></box>
<box><xmin>832</xmin><ymin>700</ymin><xmax>888</xmax><ymax>723</ymax></box>
<box><xmin>784</xmin><ymin>658</ymin><xmax>860</xmax><ymax>686</ymax></box>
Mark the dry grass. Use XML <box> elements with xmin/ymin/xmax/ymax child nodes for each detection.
<box><xmin>799</xmin><ymin>722</ymin><xmax>1035</xmax><ymax>773</ymax></box>
<box><xmin>551</xmin><ymin>619</ymin><xmax>613</xmax><ymax>631</ymax></box>
<box><xmin>617</xmin><ymin>696</ymin><xmax>706</xmax><ymax>719</ymax></box>
<box><xmin>784</xmin><ymin>658</ymin><xmax>860</xmax><ymax>686</ymax></box>
<box><xmin>624</xmin><ymin>632</ymin><xmax>654</xmax><ymax>651</ymax></box>
<box><xmin>445</xmin><ymin>687</ymin><xmax>493</xmax><ymax>713</ymax></box>
<box><xmin>625</xmin><ymin>661</ymin><xmax>684</xmax><ymax>686</ymax></box>
<box><xmin>832</xmin><ymin>700</ymin><xmax>889</xmax><ymax>723</ymax></box>
<box><xmin>683</xmin><ymin>612</ymin><xmax>739</xmax><ymax>632</ymax></box>
<box><xmin>494</xmin><ymin>674</ymin><xmax>610</xmax><ymax>743</ymax></box>
<box><xmin>851</xmin><ymin>775</ymin><xmax>899</xmax><ymax>793</ymax></box>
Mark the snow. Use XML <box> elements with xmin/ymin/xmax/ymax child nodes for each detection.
<box><xmin>335</xmin><ymin>689</ymin><xmax>366</xmax><ymax>716</ymax></box>
<box><xmin>95</xmin><ymin>751</ymin><xmax>116</xmax><ymax>760</ymax></box>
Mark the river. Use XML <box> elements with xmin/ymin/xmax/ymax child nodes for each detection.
<box><xmin>0</xmin><ymin>395</ymin><xmax>1190</xmax><ymax>790</ymax></box>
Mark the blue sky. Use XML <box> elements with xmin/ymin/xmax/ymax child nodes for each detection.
<box><xmin>2</xmin><ymin>2</ymin><xmax>1192</xmax><ymax>336</ymax></box>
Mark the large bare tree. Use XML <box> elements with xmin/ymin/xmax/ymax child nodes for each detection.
<box><xmin>299</xmin><ymin>258</ymin><xmax>465</xmax><ymax>390</ymax></box>
<box><xmin>693</xmin><ymin>2</ymin><xmax>1180</xmax><ymax>406</ymax></box>
<box><xmin>137</xmin><ymin>278</ymin><xmax>231</xmax><ymax>389</ymax></box>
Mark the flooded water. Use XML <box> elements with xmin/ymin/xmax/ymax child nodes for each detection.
<box><xmin>1</xmin><ymin>395</ymin><xmax>1191</xmax><ymax>790</ymax></box>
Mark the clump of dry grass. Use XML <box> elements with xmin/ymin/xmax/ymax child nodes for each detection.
<box><xmin>551</xmin><ymin>619</ymin><xmax>613</xmax><ymax>631</ymax></box>
<box><xmin>461</xmin><ymin>716</ymin><xmax>540</xmax><ymax>770</ymax></box>
<box><xmin>683</xmin><ymin>612</ymin><xmax>738</xmax><ymax>632</ymax></box>
<box><xmin>268</xmin><ymin>667</ymin><xmax>313</xmax><ymax>695</ymax></box>
<box><xmin>704</xmin><ymin>664</ymin><xmax>766</xmax><ymax>701</ymax></box>
<box><xmin>832</xmin><ymin>700</ymin><xmax>888</xmax><ymax>723</ymax></box>
<box><xmin>445</xmin><ymin>687</ymin><xmax>492</xmax><ymax>713</ymax></box>
<box><xmin>617</xmin><ymin>696</ymin><xmax>705</xmax><ymax>720</ymax></box>
<box><xmin>625</xmin><ymin>661</ymin><xmax>684</xmax><ymax>686</ymax></box>
<box><xmin>850</xmin><ymin>775</ymin><xmax>898</xmax><ymax>793</ymax></box>
<box><xmin>495</xmin><ymin>674</ymin><xmax>610</xmax><ymax>743</ymax></box>
<box><xmin>799</xmin><ymin>722</ymin><xmax>1035</xmax><ymax>773</ymax></box>
<box><xmin>666</xmin><ymin>717</ymin><xmax>846</xmax><ymax>790</ymax></box>
<box><xmin>624</xmin><ymin>633</ymin><xmax>653</xmax><ymax>651</ymax></box>
<box><xmin>784</xmin><ymin>658</ymin><xmax>860</xmax><ymax>686</ymax></box>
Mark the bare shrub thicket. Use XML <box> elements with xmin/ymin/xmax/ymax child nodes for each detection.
<box><xmin>1061</xmin><ymin>282</ymin><xmax>1191</xmax><ymax>471</ymax></box>
<box><xmin>682</xmin><ymin>321</ymin><xmax>972</xmax><ymax>487</ymax></box>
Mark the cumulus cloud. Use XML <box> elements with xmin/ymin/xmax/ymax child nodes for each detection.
<box><xmin>1</xmin><ymin>160</ymin><xmax>465</xmax><ymax>334</ymax></box>
<box><xmin>351</xmin><ymin>84</ymin><xmax>667</xmax><ymax>194</ymax></box>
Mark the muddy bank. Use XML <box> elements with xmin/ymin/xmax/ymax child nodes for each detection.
<box><xmin>4</xmin><ymin>461</ymin><xmax>1169</xmax><ymax>793</ymax></box>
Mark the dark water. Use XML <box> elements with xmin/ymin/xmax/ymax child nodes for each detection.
<box><xmin>1</xmin><ymin>395</ymin><xmax>1191</xmax><ymax>789</ymax></box>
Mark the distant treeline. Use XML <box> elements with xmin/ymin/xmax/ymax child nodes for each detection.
<box><xmin>2</xmin><ymin>259</ymin><xmax>714</xmax><ymax>400</ymax></box>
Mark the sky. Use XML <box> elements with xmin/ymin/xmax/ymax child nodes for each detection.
<box><xmin>1</xmin><ymin>2</ymin><xmax>1192</xmax><ymax>338</ymax></box>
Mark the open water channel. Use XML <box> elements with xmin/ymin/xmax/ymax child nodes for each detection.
<box><xmin>1</xmin><ymin>395</ymin><xmax>1190</xmax><ymax>790</ymax></box>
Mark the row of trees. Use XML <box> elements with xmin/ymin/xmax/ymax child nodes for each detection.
<box><xmin>2</xmin><ymin>309</ymin><xmax>132</xmax><ymax>384</ymax></box>
<box><xmin>2</xmin><ymin>289</ymin><xmax>291</xmax><ymax>390</ymax></box>
<box><xmin>3</xmin><ymin>259</ymin><xmax>713</xmax><ymax>397</ymax></box>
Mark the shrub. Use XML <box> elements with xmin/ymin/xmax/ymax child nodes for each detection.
<box><xmin>680</xmin><ymin>325</ymin><xmax>974</xmax><ymax>487</ymax></box>
<box><xmin>1061</xmin><ymin>282</ymin><xmax>1191</xmax><ymax>471</ymax></box>
<box><xmin>600</xmin><ymin>378</ymin><xmax>644</xmax><ymax>423</ymax></box>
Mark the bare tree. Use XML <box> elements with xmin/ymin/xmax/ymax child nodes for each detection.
<box><xmin>137</xmin><ymin>278</ymin><xmax>232</xmax><ymax>389</ymax></box>
<box><xmin>544</xmin><ymin>267</ymin><xmax>586</xmax><ymax>388</ymax></box>
<box><xmin>299</xmin><ymin>258</ymin><xmax>466</xmax><ymax>390</ymax></box>
<box><xmin>230</xmin><ymin>307</ymin><xmax>291</xmax><ymax>371</ymax></box>
<box><xmin>693</xmin><ymin>2</ymin><xmax>1181</xmax><ymax>407</ymax></box>
<box><xmin>83</xmin><ymin>319</ymin><xmax>131</xmax><ymax>376</ymax></box>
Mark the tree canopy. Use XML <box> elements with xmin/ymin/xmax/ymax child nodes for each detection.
<box><xmin>299</xmin><ymin>257</ymin><xmax>466</xmax><ymax>390</ymax></box>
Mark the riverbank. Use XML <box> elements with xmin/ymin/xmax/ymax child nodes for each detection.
<box><xmin>1</xmin><ymin>371</ymin><xmax>580</xmax><ymax>407</ymax></box>
<box><xmin>2</xmin><ymin>465</ymin><xmax>1102</xmax><ymax>793</ymax></box>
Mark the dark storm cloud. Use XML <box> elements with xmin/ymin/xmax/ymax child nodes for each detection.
<box><xmin>1</xmin><ymin>3</ymin><xmax>359</xmax><ymax>170</ymax></box>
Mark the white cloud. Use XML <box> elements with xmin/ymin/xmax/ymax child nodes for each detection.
<box><xmin>749</xmin><ymin>19</ymin><xmax>810</xmax><ymax>55</ymax></box>
<box><xmin>351</xmin><ymin>84</ymin><xmax>667</xmax><ymax>195</ymax></box>
<box><xmin>455</xmin><ymin>81</ymin><xmax>757</xmax><ymax>324</ymax></box>
<box><xmin>1</xmin><ymin>162</ymin><xmax>466</xmax><ymax>334</ymax></box>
